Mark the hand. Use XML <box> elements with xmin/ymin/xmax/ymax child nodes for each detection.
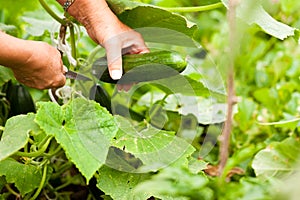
<box><xmin>63</xmin><ymin>0</ymin><xmax>149</xmax><ymax>80</ymax></box>
<box><xmin>10</xmin><ymin>41</ymin><xmax>66</xmax><ymax>90</ymax></box>
<box><xmin>86</xmin><ymin>18</ymin><xmax>149</xmax><ymax>80</ymax></box>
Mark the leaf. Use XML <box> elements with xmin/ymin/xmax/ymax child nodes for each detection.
<box><xmin>0</xmin><ymin>114</ymin><xmax>39</xmax><ymax>161</ymax></box>
<box><xmin>96</xmin><ymin>165</ymin><xmax>152</xmax><ymax>200</ymax></box>
<box><xmin>188</xmin><ymin>157</ymin><xmax>208</xmax><ymax>174</ymax></box>
<box><xmin>21</xmin><ymin>9</ymin><xmax>61</xmax><ymax>36</ymax></box>
<box><xmin>252</xmin><ymin>137</ymin><xmax>300</xmax><ymax>179</ymax></box>
<box><xmin>0</xmin><ymin>66</ymin><xmax>14</xmax><ymax>87</ymax></box>
<box><xmin>134</xmin><ymin>167</ymin><xmax>213</xmax><ymax>200</ymax></box>
<box><xmin>0</xmin><ymin>23</ymin><xmax>17</xmax><ymax>35</ymax></box>
<box><xmin>0</xmin><ymin>0</ymin><xmax>40</xmax><ymax>24</ymax></box>
<box><xmin>222</xmin><ymin>0</ymin><xmax>295</xmax><ymax>40</ymax></box>
<box><xmin>234</xmin><ymin>98</ymin><xmax>257</xmax><ymax>131</ymax></box>
<box><xmin>0</xmin><ymin>159</ymin><xmax>43</xmax><ymax>196</ymax></box>
<box><xmin>164</xmin><ymin>94</ymin><xmax>226</xmax><ymax>124</ymax></box>
<box><xmin>150</xmin><ymin>75</ymin><xmax>211</xmax><ymax>97</ymax></box>
<box><xmin>107</xmin><ymin>0</ymin><xmax>200</xmax><ymax>46</ymax></box>
<box><xmin>35</xmin><ymin>98</ymin><xmax>118</xmax><ymax>181</ymax></box>
<box><xmin>0</xmin><ymin>176</ymin><xmax>5</xmax><ymax>191</ymax></box>
<box><xmin>109</xmin><ymin>116</ymin><xmax>195</xmax><ymax>173</ymax></box>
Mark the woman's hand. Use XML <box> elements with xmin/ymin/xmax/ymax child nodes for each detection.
<box><xmin>0</xmin><ymin>31</ymin><xmax>66</xmax><ymax>89</ymax></box>
<box><xmin>10</xmin><ymin>41</ymin><xmax>66</xmax><ymax>89</ymax></box>
<box><xmin>62</xmin><ymin>0</ymin><xmax>149</xmax><ymax>80</ymax></box>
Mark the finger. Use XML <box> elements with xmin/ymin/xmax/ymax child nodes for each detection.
<box><xmin>63</xmin><ymin>65</ymin><xmax>68</xmax><ymax>74</ymax></box>
<box><xmin>105</xmin><ymin>43</ymin><xmax>123</xmax><ymax>80</ymax></box>
<box><xmin>52</xmin><ymin>74</ymin><xmax>66</xmax><ymax>89</ymax></box>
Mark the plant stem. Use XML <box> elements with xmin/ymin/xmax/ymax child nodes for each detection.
<box><xmin>5</xmin><ymin>184</ymin><xmax>20</xmax><ymax>198</ymax></box>
<box><xmin>39</xmin><ymin>0</ymin><xmax>66</xmax><ymax>25</ymax></box>
<box><xmin>87</xmin><ymin>46</ymin><xmax>102</xmax><ymax>64</ymax></box>
<box><xmin>15</xmin><ymin>137</ymin><xmax>52</xmax><ymax>157</ymax></box>
<box><xmin>218</xmin><ymin>0</ymin><xmax>238</xmax><ymax>176</ymax></box>
<box><xmin>161</xmin><ymin>2</ymin><xmax>223</xmax><ymax>13</ymax></box>
<box><xmin>29</xmin><ymin>164</ymin><xmax>48</xmax><ymax>200</ymax></box>
<box><xmin>69</xmin><ymin>23</ymin><xmax>77</xmax><ymax>62</ymax></box>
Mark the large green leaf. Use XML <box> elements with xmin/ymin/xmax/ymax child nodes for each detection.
<box><xmin>108</xmin><ymin>116</ymin><xmax>195</xmax><ymax>173</ymax></box>
<box><xmin>35</xmin><ymin>98</ymin><xmax>118</xmax><ymax>181</ymax></box>
<box><xmin>222</xmin><ymin>0</ymin><xmax>295</xmax><ymax>40</ymax></box>
<box><xmin>107</xmin><ymin>0</ymin><xmax>200</xmax><ymax>46</ymax></box>
<box><xmin>96</xmin><ymin>166</ymin><xmax>151</xmax><ymax>200</ymax></box>
<box><xmin>0</xmin><ymin>158</ymin><xmax>43</xmax><ymax>196</ymax></box>
<box><xmin>0</xmin><ymin>114</ymin><xmax>39</xmax><ymax>161</ymax></box>
<box><xmin>252</xmin><ymin>137</ymin><xmax>300</xmax><ymax>179</ymax></box>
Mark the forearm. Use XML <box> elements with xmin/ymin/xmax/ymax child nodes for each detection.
<box><xmin>0</xmin><ymin>31</ymin><xmax>32</xmax><ymax>69</ymax></box>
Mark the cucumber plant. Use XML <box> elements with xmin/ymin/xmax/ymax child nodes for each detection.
<box><xmin>0</xmin><ymin>0</ymin><xmax>299</xmax><ymax>199</ymax></box>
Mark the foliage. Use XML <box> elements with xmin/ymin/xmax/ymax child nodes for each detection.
<box><xmin>1</xmin><ymin>0</ymin><xmax>300</xmax><ymax>199</ymax></box>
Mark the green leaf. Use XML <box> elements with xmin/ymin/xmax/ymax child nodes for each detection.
<box><xmin>134</xmin><ymin>167</ymin><xmax>213</xmax><ymax>200</ymax></box>
<box><xmin>35</xmin><ymin>98</ymin><xmax>118</xmax><ymax>181</ymax></box>
<box><xmin>222</xmin><ymin>0</ymin><xmax>295</xmax><ymax>40</ymax></box>
<box><xmin>252</xmin><ymin>137</ymin><xmax>300</xmax><ymax>179</ymax></box>
<box><xmin>0</xmin><ymin>23</ymin><xmax>17</xmax><ymax>35</ymax></box>
<box><xmin>234</xmin><ymin>98</ymin><xmax>257</xmax><ymax>131</ymax></box>
<box><xmin>0</xmin><ymin>159</ymin><xmax>43</xmax><ymax>196</ymax></box>
<box><xmin>107</xmin><ymin>0</ymin><xmax>200</xmax><ymax>46</ymax></box>
<box><xmin>188</xmin><ymin>157</ymin><xmax>208</xmax><ymax>174</ymax></box>
<box><xmin>96</xmin><ymin>165</ymin><xmax>152</xmax><ymax>200</ymax></box>
<box><xmin>109</xmin><ymin>116</ymin><xmax>195</xmax><ymax>173</ymax></box>
<box><xmin>164</xmin><ymin>94</ymin><xmax>226</xmax><ymax>124</ymax></box>
<box><xmin>0</xmin><ymin>114</ymin><xmax>39</xmax><ymax>161</ymax></box>
<box><xmin>150</xmin><ymin>75</ymin><xmax>211</xmax><ymax>97</ymax></box>
<box><xmin>21</xmin><ymin>9</ymin><xmax>61</xmax><ymax>36</ymax></box>
<box><xmin>0</xmin><ymin>66</ymin><xmax>14</xmax><ymax>87</ymax></box>
<box><xmin>0</xmin><ymin>0</ymin><xmax>40</xmax><ymax>24</ymax></box>
<box><xmin>0</xmin><ymin>176</ymin><xmax>6</xmax><ymax>191</ymax></box>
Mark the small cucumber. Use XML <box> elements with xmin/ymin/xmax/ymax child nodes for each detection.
<box><xmin>5</xmin><ymin>82</ymin><xmax>35</xmax><ymax>116</ymax></box>
<box><xmin>92</xmin><ymin>50</ymin><xmax>187</xmax><ymax>83</ymax></box>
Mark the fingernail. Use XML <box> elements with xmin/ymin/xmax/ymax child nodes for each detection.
<box><xmin>111</xmin><ymin>70</ymin><xmax>122</xmax><ymax>80</ymax></box>
<box><xmin>63</xmin><ymin>65</ymin><xmax>68</xmax><ymax>73</ymax></box>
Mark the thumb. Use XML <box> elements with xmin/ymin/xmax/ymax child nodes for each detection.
<box><xmin>105</xmin><ymin>43</ymin><xmax>123</xmax><ymax>80</ymax></box>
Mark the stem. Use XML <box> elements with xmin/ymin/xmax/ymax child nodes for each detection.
<box><xmin>161</xmin><ymin>2</ymin><xmax>223</xmax><ymax>13</ymax></box>
<box><xmin>51</xmin><ymin>162</ymin><xmax>74</xmax><ymax>179</ymax></box>
<box><xmin>15</xmin><ymin>137</ymin><xmax>52</xmax><ymax>157</ymax></box>
<box><xmin>5</xmin><ymin>184</ymin><xmax>20</xmax><ymax>198</ymax></box>
<box><xmin>87</xmin><ymin>46</ymin><xmax>102</xmax><ymax>64</ymax></box>
<box><xmin>69</xmin><ymin>23</ymin><xmax>77</xmax><ymax>62</ymax></box>
<box><xmin>45</xmin><ymin>145</ymin><xmax>62</xmax><ymax>157</ymax></box>
<box><xmin>29</xmin><ymin>164</ymin><xmax>48</xmax><ymax>200</ymax></box>
<box><xmin>218</xmin><ymin>0</ymin><xmax>237</xmax><ymax>176</ymax></box>
<box><xmin>38</xmin><ymin>0</ymin><xmax>66</xmax><ymax>25</ymax></box>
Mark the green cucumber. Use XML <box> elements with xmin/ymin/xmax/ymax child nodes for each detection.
<box><xmin>5</xmin><ymin>82</ymin><xmax>35</xmax><ymax>116</ymax></box>
<box><xmin>92</xmin><ymin>50</ymin><xmax>187</xmax><ymax>83</ymax></box>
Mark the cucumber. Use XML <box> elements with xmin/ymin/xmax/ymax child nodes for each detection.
<box><xmin>5</xmin><ymin>82</ymin><xmax>36</xmax><ymax>116</ymax></box>
<box><xmin>92</xmin><ymin>50</ymin><xmax>187</xmax><ymax>83</ymax></box>
<box><xmin>89</xmin><ymin>84</ymin><xmax>112</xmax><ymax>113</ymax></box>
